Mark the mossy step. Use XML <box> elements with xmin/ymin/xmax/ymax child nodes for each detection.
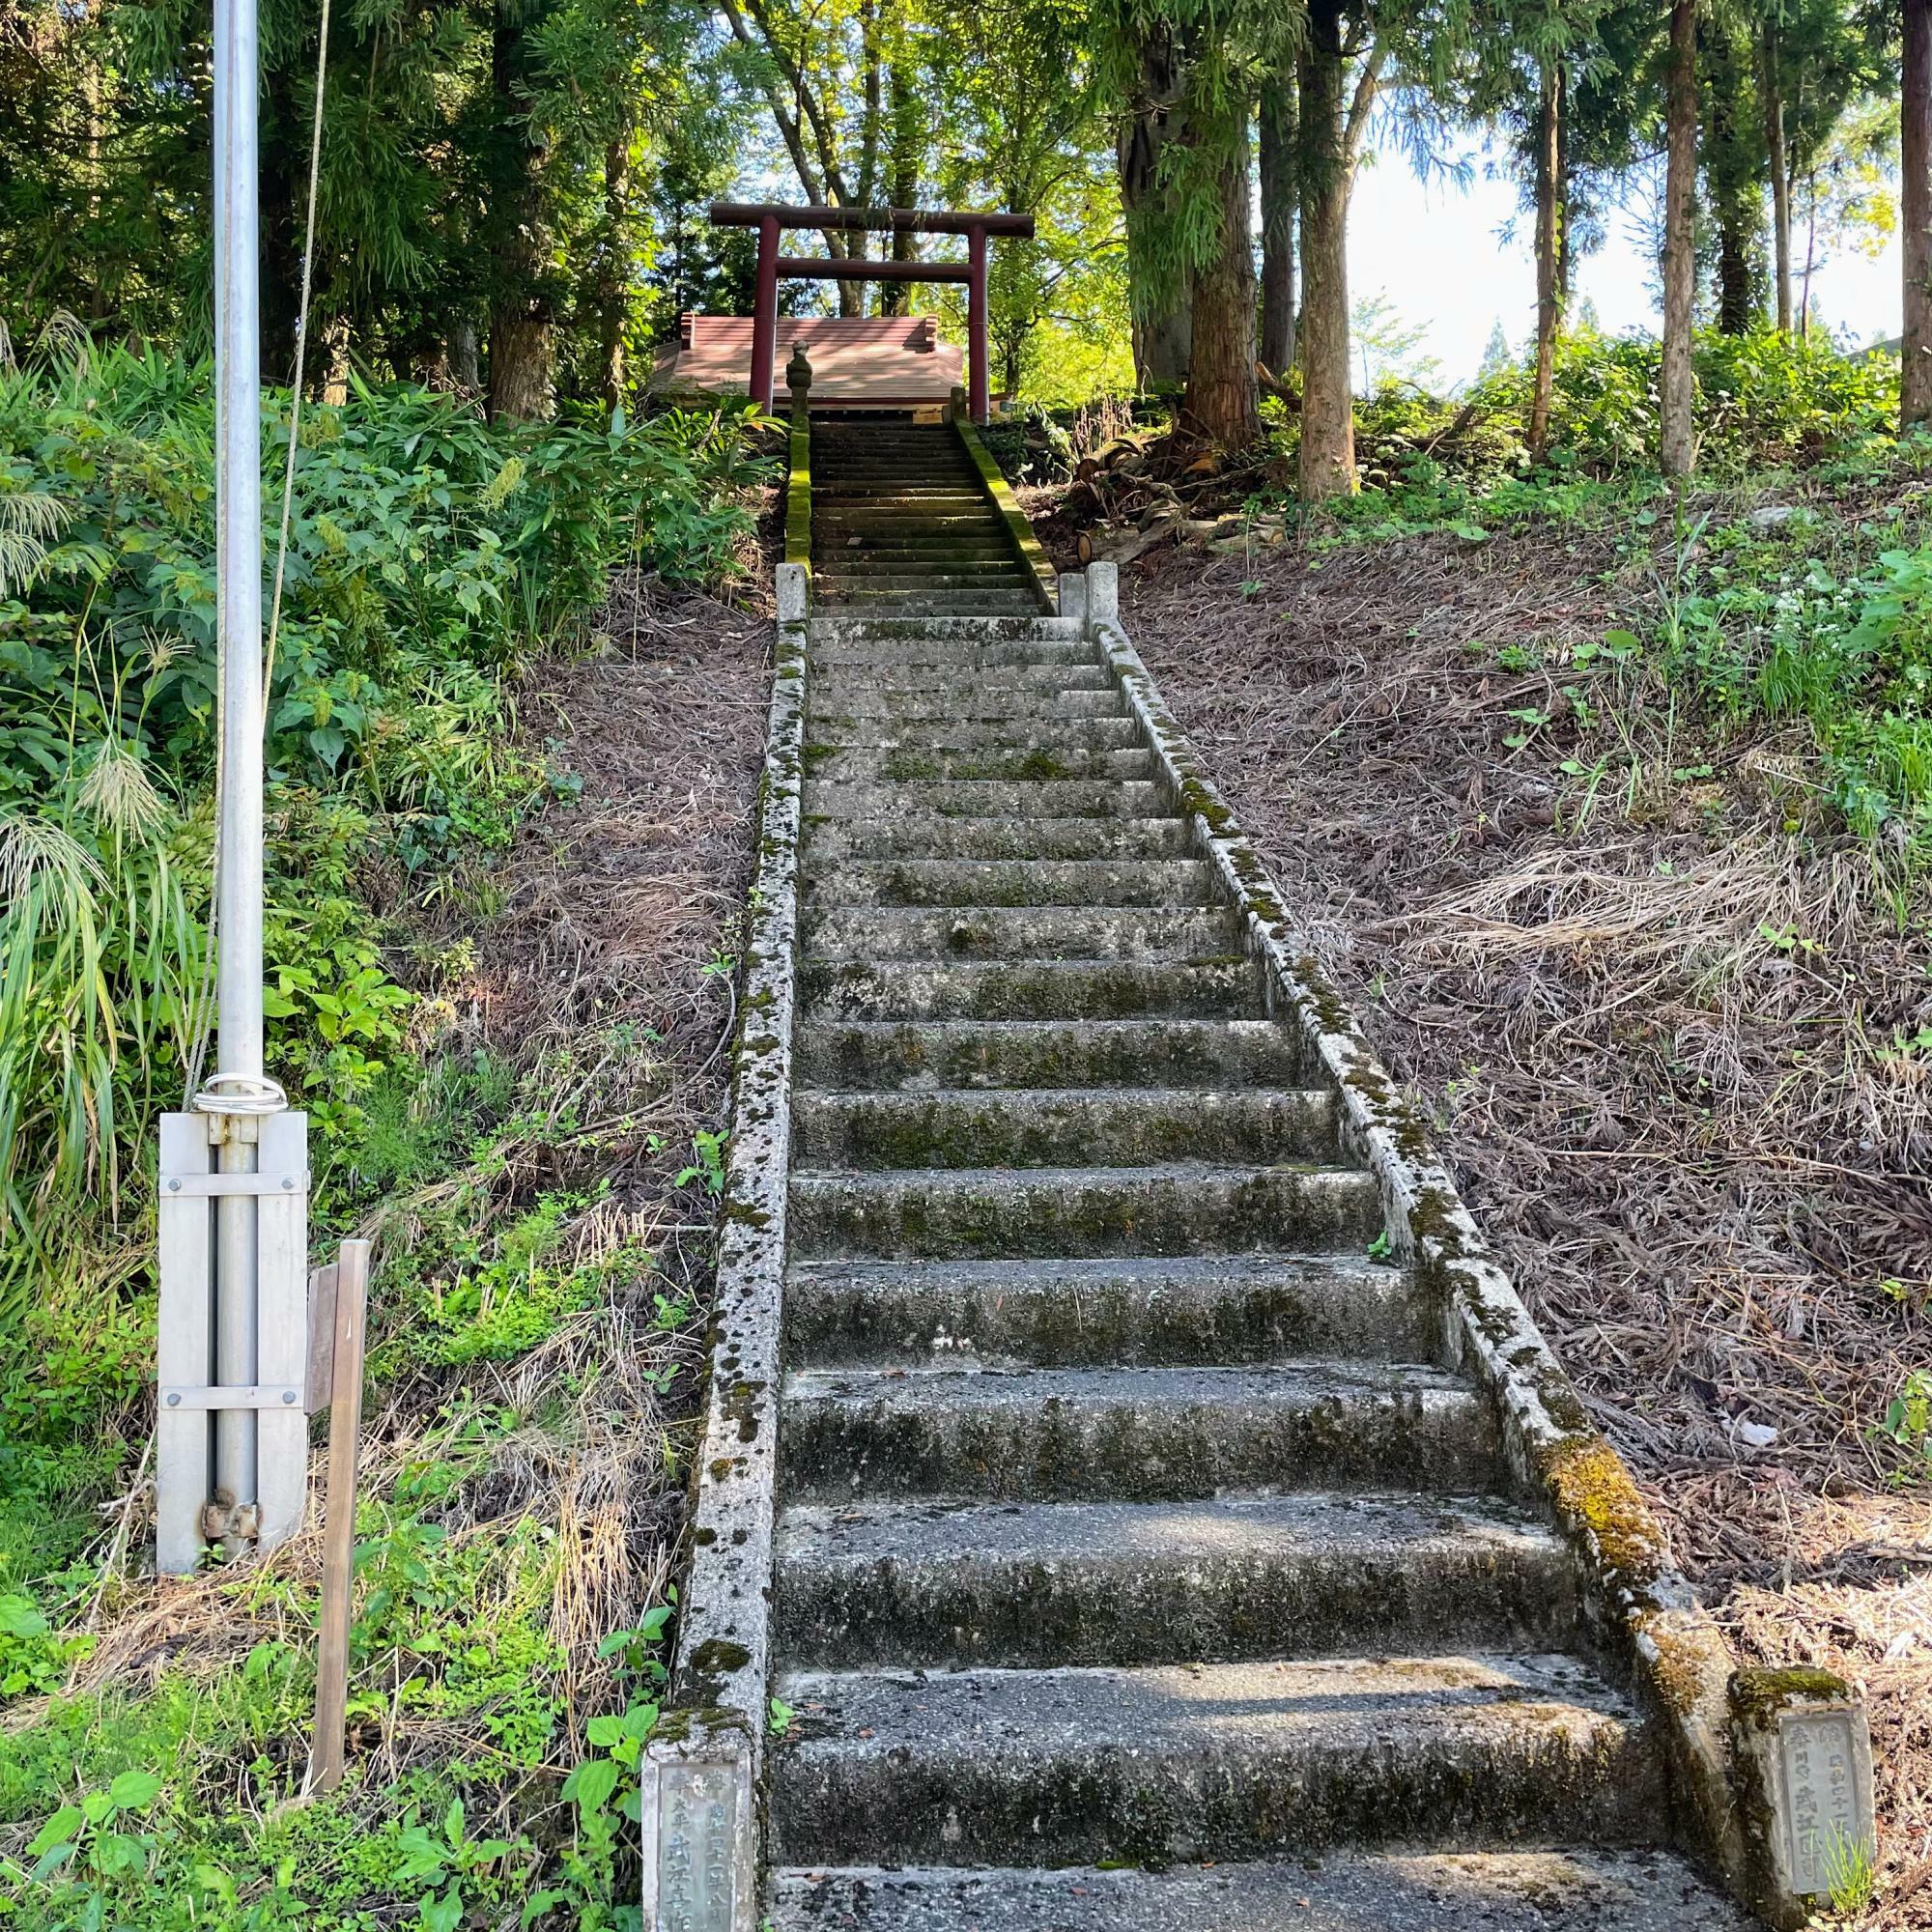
<box><xmin>773</xmin><ymin>1492</ymin><xmax>1578</xmax><ymax>1669</ymax></box>
<box><xmin>815</xmin><ymin>486</ymin><xmax>993</xmax><ymax>501</ymax></box>
<box><xmin>778</xmin><ymin>1360</ymin><xmax>1495</xmax><ymax>1502</ymax></box>
<box><xmin>814</xmin><ymin>509</ymin><xmax>1010</xmax><ymax>528</ymax></box>
<box><xmin>790</xmin><ymin>1015</ymin><xmax>1301</xmax><ymax>1091</ymax></box>
<box><xmin>801</xmin><ymin>814</ymin><xmax>1192</xmax><ymax>862</ymax></box>
<box><xmin>803</xmin><ymin>857</ymin><xmax>1208</xmax><ymax>908</ymax></box>
<box><xmin>796</xmin><ymin>955</ymin><xmax>1267</xmax><ymax>1022</ymax></box>
<box><xmin>804</xmin><ymin>745</ymin><xmax>1152</xmax><ymax>783</ymax></box>
<box><xmin>822</xmin><ymin>538</ymin><xmax>1018</xmax><ymax>555</ymax></box>
<box><xmin>766</xmin><ymin>1852</ymin><xmax>1754</xmax><ymax>1932</ymax></box>
<box><xmin>818</xmin><ymin>543</ymin><xmax>1020</xmax><ymax>561</ymax></box>
<box><xmin>768</xmin><ymin>1653</ymin><xmax>1661</xmax><ymax>1868</ymax></box>
<box><xmin>802</xmin><ymin>718</ymin><xmax>1142</xmax><ymax>755</ymax></box>
<box><xmin>792</xmin><ymin>1086</ymin><xmax>1339</xmax><ymax>1171</ymax></box>
<box><xmin>806</xmin><ymin>617</ymin><xmax>1082</xmax><ymax>642</ymax></box>
<box><xmin>798</xmin><ymin>903</ymin><xmax>1239</xmax><ymax>962</ymax></box>
<box><xmin>813</xmin><ymin>571</ymin><xmax>1035</xmax><ymax>592</ymax></box>
<box><xmin>786</xmin><ymin>1159</ymin><xmax>1381</xmax><ymax>1260</ymax></box>
<box><xmin>806</xmin><ymin>689</ymin><xmax>1124</xmax><ymax>722</ymax></box>
<box><xmin>804</xmin><ymin>779</ymin><xmax>1166</xmax><ymax>820</ymax></box>
<box><xmin>816</xmin><ymin>595</ymin><xmax>1047</xmax><ymax>619</ymax></box>
<box><xmin>818</xmin><ymin>587</ymin><xmax>1044</xmax><ymax>609</ymax></box>
<box><xmin>811</xmin><ymin>665</ymin><xmax>1121</xmax><ymax>696</ymax></box>
<box><xmin>782</xmin><ymin>1252</ymin><xmax>1431</xmax><ymax>1366</ymax></box>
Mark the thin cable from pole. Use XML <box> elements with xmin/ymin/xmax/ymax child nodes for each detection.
<box><xmin>263</xmin><ymin>0</ymin><xmax>332</xmax><ymax>718</ymax></box>
<box><xmin>184</xmin><ymin>0</ymin><xmax>331</xmax><ymax>1108</ymax></box>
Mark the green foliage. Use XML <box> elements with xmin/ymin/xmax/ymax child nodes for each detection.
<box><xmin>0</xmin><ymin>343</ymin><xmax>763</xmax><ymax>1315</ymax></box>
<box><xmin>1480</xmin><ymin>327</ymin><xmax>1899</xmax><ymax>481</ymax></box>
<box><xmin>1869</xmin><ymin>1368</ymin><xmax>1932</xmax><ymax>1485</ymax></box>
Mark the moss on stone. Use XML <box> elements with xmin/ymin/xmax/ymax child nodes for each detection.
<box><xmin>1729</xmin><ymin>1664</ymin><xmax>1851</xmax><ymax>1723</ymax></box>
<box><xmin>1541</xmin><ymin>1435</ymin><xmax>1663</xmax><ymax>1584</ymax></box>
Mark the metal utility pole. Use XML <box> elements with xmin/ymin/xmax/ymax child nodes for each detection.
<box><xmin>155</xmin><ymin>0</ymin><xmax>311</xmax><ymax>1574</ymax></box>
<box><xmin>212</xmin><ymin>0</ymin><xmax>266</xmax><ymax>1555</ymax></box>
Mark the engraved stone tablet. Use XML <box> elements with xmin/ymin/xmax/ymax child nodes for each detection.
<box><xmin>1775</xmin><ymin>1707</ymin><xmax>1873</xmax><ymax>1898</ymax></box>
<box><xmin>654</xmin><ymin>1761</ymin><xmax>739</xmax><ymax>1932</ymax></box>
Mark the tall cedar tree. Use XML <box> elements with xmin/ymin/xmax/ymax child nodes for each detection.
<box><xmin>1661</xmin><ymin>0</ymin><xmax>1699</xmax><ymax>476</ymax></box>
<box><xmin>1906</xmin><ymin>0</ymin><xmax>1932</xmax><ymax>425</ymax></box>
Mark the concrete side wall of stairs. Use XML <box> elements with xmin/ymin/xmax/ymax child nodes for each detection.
<box><xmin>640</xmin><ymin>426</ymin><xmax>1873</xmax><ymax>1932</ymax></box>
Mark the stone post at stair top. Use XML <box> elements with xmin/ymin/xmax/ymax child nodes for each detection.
<box><xmin>1728</xmin><ymin>1667</ymin><xmax>1878</xmax><ymax>1928</ymax></box>
<box><xmin>1085</xmin><ymin>561</ymin><xmax>1119</xmax><ymax>636</ymax></box>
<box><xmin>776</xmin><ymin>562</ymin><xmax>808</xmax><ymax>630</ymax></box>
<box><xmin>1058</xmin><ymin>572</ymin><xmax>1088</xmax><ymax>632</ymax></box>
<box><xmin>785</xmin><ymin>340</ymin><xmax>812</xmax><ymax>416</ymax></box>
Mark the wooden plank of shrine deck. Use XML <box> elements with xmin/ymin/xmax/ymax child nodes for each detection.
<box><xmin>662</xmin><ymin>337</ymin><xmax>963</xmax><ymax>406</ymax></box>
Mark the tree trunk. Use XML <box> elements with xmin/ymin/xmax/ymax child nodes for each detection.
<box><xmin>1762</xmin><ymin>23</ymin><xmax>1792</xmax><ymax>335</ymax></box>
<box><xmin>450</xmin><ymin>320</ymin><xmax>480</xmax><ymax>391</ymax></box>
<box><xmin>598</xmin><ymin>131</ymin><xmax>635</xmax><ymax>413</ymax></box>
<box><xmin>1528</xmin><ymin>56</ymin><xmax>1562</xmax><ymax>461</ymax></box>
<box><xmin>486</xmin><ymin>10</ymin><xmax>554</xmax><ymax>420</ymax></box>
<box><xmin>1660</xmin><ymin>0</ymin><xmax>1698</xmax><ymax>479</ymax></box>
<box><xmin>1800</xmin><ymin>179</ymin><xmax>1817</xmax><ymax>338</ymax></box>
<box><xmin>260</xmin><ymin>63</ymin><xmax>301</xmax><ymax>381</ymax></box>
<box><xmin>1296</xmin><ymin>0</ymin><xmax>1354</xmax><ymax>500</ymax></box>
<box><xmin>1905</xmin><ymin>0</ymin><xmax>1932</xmax><ymax>426</ymax></box>
<box><xmin>1118</xmin><ymin>26</ymin><xmax>1192</xmax><ymax>391</ymax></box>
<box><xmin>1259</xmin><ymin>74</ymin><xmax>1296</xmax><ymax>377</ymax></box>
<box><xmin>1702</xmin><ymin>14</ymin><xmax>1761</xmax><ymax>335</ymax></box>
<box><xmin>1180</xmin><ymin>113</ymin><xmax>1262</xmax><ymax>448</ymax></box>
<box><xmin>881</xmin><ymin>61</ymin><xmax>921</xmax><ymax>316</ymax></box>
<box><xmin>1555</xmin><ymin>82</ymin><xmax>1573</xmax><ymax>310</ymax></box>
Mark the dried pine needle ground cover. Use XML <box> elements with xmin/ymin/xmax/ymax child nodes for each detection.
<box><xmin>1119</xmin><ymin>479</ymin><xmax>1932</xmax><ymax>1928</ymax></box>
<box><xmin>0</xmin><ymin>582</ymin><xmax>771</xmax><ymax>1928</ymax></box>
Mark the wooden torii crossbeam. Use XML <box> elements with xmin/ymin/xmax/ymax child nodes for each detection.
<box><xmin>709</xmin><ymin>203</ymin><xmax>1036</xmax><ymax>424</ymax></box>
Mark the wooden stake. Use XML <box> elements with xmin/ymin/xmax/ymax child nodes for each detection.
<box><xmin>307</xmin><ymin>1237</ymin><xmax>369</xmax><ymax>1796</ymax></box>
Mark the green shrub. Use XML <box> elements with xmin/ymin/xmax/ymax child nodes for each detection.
<box><xmin>0</xmin><ymin>347</ymin><xmax>767</xmax><ymax>1315</ymax></box>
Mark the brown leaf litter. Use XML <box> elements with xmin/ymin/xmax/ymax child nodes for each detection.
<box><xmin>1126</xmin><ymin>522</ymin><xmax>1932</xmax><ymax>1927</ymax></box>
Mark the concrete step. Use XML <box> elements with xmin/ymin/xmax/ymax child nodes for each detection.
<box><xmin>805</xmin><ymin>779</ymin><xmax>1165</xmax><ymax>819</ymax></box>
<box><xmin>791</xmin><ymin>1017</ymin><xmax>1303</xmax><ymax>1091</ymax></box>
<box><xmin>814</xmin><ymin>513</ymin><xmax>1012</xmax><ymax>533</ymax></box>
<box><xmin>797</xmin><ymin>904</ymin><xmax>1239</xmax><ymax>962</ymax></box>
<box><xmin>808</xmin><ymin>622</ymin><xmax>1090</xmax><ymax>653</ymax></box>
<box><xmin>803</xmin><ymin>719</ymin><xmax>1143</xmax><ymax>755</ymax></box>
<box><xmin>787</xmin><ymin>1161</ymin><xmax>1384</xmax><ymax>1261</ymax></box>
<box><xmin>814</xmin><ymin>572</ymin><xmax>1036</xmax><ymax>593</ymax></box>
<box><xmin>808</xmin><ymin>690</ymin><xmax>1126</xmax><ymax>722</ymax></box>
<box><xmin>774</xmin><ymin>1492</ymin><xmax>1578</xmax><ymax>1668</ymax></box>
<box><xmin>804</xmin><ymin>745</ymin><xmax>1154</xmax><ymax>784</ymax></box>
<box><xmin>801</xmin><ymin>816</ymin><xmax>1192</xmax><ymax>862</ymax></box>
<box><xmin>825</xmin><ymin>551</ymin><xmax>1022</xmax><ymax>569</ymax></box>
<box><xmin>782</xmin><ymin>1253</ymin><xmax>1432</xmax><ymax>1367</ymax></box>
<box><xmin>817</xmin><ymin>593</ymin><xmax>1046</xmax><ymax>617</ymax></box>
<box><xmin>816</xmin><ymin>488</ymin><xmax>994</xmax><ymax>503</ymax></box>
<box><xmin>766</xmin><ymin>1852</ymin><xmax>1756</xmax><ymax>1931</ymax></box>
<box><xmin>819</xmin><ymin>549</ymin><xmax>1028</xmax><ymax>564</ymax></box>
<box><xmin>803</xmin><ymin>857</ymin><xmax>1210</xmax><ymax>907</ymax></box>
<box><xmin>796</xmin><ymin>955</ymin><xmax>1267</xmax><ymax>1022</ymax></box>
<box><xmin>791</xmin><ymin>1087</ymin><xmax>1340</xmax><ymax>1171</ymax></box>
<box><xmin>810</xmin><ymin>663</ymin><xmax>1110</xmax><ymax>694</ymax></box>
<box><xmin>768</xmin><ymin>1653</ymin><xmax>1661</xmax><ymax>1867</ymax></box>
<box><xmin>780</xmin><ymin>1360</ymin><xmax>1495</xmax><ymax>1501</ymax></box>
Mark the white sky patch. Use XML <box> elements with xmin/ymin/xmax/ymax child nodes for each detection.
<box><xmin>1348</xmin><ymin>142</ymin><xmax>1903</xmax><ymax>386</ymax></box>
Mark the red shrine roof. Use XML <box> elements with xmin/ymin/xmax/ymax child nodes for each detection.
<box><xmin>649</xmin><ymin>313</ymin><xmax>964</xmax><ymax>408</ymax></box>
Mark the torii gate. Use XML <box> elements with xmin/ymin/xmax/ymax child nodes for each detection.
<box><xmin>708</xmin><ymin>203</ymin><xmax>1036</xmax><ymax>425</ymax></box>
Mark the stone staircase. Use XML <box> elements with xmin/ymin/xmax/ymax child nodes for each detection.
<box><xmin>760</xmin><ymin>425</ymin><xmax>1752</xmax><ymax>1930</ymax></box>
<box><xmin>810</xmin><ymin>417</ymin><xmax>1045</xmax><ymax>618</ymax></box>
